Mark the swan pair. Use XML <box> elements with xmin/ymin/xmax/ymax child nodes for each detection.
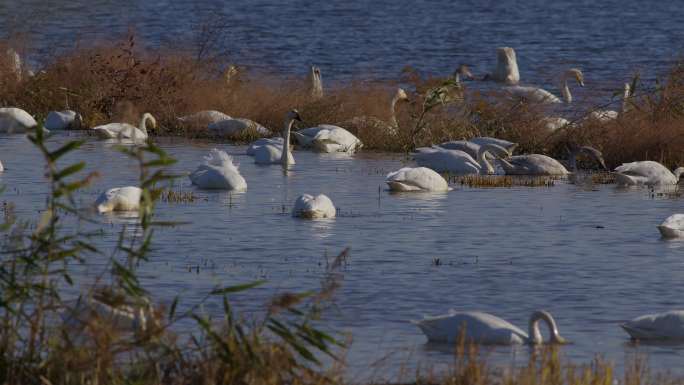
<box><xmin>93</xmin><ymin>113</ymin><xmax>156</xmax><ymax>141</ymax></box>
<box><xmin>0</xmin><ymin>107</ymin><xmax>38</xmax><ymax>133</ymax></box>
<box><xmin>614</xmin><ymin>161</ymin><xmax>684</xmax><ymax>186</ymax></box>
<box><xmin>292</xmin><ymin>194</ymin><xmax>336</xmax><ymax>219</ymax></box>
<box><xmin>413</xmin><ymin>143</ymin><xmax>511</xmax><ymax>175</ymax></box>
<box><xmin>45</xmin><ymin>110</ymin><xmax>83</xmax><ymax>130</ymax></box>
<box><xmin>189</xmin><ymin>149</ymin><xmax>247</xmax><ymax>190</ymax></box>
<box><xmin>412</xmin><ymin>310</ymin><xmax>566</xmax><ymax>345</ymax></box>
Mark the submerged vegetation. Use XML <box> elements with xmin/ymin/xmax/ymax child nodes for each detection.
<box><xmin>1</xmin><ymin>34</ymin><xmax>684</xmax><ymax>169</ymax></box>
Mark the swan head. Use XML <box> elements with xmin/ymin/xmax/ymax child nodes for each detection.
<box><xmin>453</xmin><ymin>64</ymin><xmax>474</xmax><ymax>80</ymax></box>
<box><xmin>528</xmin><ymin>310</ymin><xmax>566</xmax><ymax>345</ymax></box>
<box><xmin>673</xmin><ymin>167</ymin><xmax>684</xmax><ymax>182</ymax></box>
<box><xmin>566</xmin><ymin>68</ymin><xmax>584</xmax><ymax>87</ymax></box>
<box><xmin>395</xmin><ymin>88</ymin><xmax>409</xmax><ymax>102</ymax></box>
<box><xmin>572</xmin><ymin>145</ymin><xmax>607</xmax><ymax>170</ymax></box>
<box><xmin>286</xmin><ymin>109</ymin><xmax>302</xmax><ymax>125</ymax></box>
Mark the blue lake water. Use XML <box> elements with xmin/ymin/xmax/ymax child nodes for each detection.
<box><xmin>1</xmin><ymin>133</ymin><xmax>683</xmax><ymax>380</ymax></box>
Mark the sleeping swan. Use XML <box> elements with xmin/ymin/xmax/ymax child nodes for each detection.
<box><xmin>614</xmin><ymin>161</ymin><xmax>684</xmax><ymax>186</ymax></box>
<box><xmin>292</xmin><ymin>194</ymin><xmax>336</xmax><ymax>219</ymax></box>
<box><xmin>622</xmin><ymin>310</ymin><xmax>684</xmax><ymax>340</ymax></box>
<box><xmin>385</xmin><ymin>167</ymin><xmax>450</xmax><ymax>192</ymax></box>
<box><xmin>657</xmin><ymin>214</ymin><xmax>684</xmax><ymax>239</ymax></box>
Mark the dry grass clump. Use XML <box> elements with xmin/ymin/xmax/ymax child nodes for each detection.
<box><xmin>452</xmin><ymin>174</ymin><xmax>557</xmax><ymax>188</ymax></box>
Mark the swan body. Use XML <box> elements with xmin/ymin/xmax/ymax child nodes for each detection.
<box><xmin>386</xmin><ymin>167</ymin><xmax>450</xmax><ymax>192</ymax></box>
<box><xmin>93</xmin><ymin>113</ymin><xmax>155</xmax><ymax>141</ymax></box>
<box><xmin>292</xmin><ymin>194</ymin><xmax>336</xmax><ymax>219</ymax></box>
<box><xmin>254</xmin><ymin>110</ymin><xmax>300</xmax><ymax>167</ymax></box>
<box><xmin>484</xmin><ymin>47</ymin><xmax>520</xmax><ymax>85</ymax></box>
<box><xmin>657</xmin><ymin>214</ymin><xmax>684</xmax><ymax>239</ymax></box>
<box><xmin>622</xmin><ymin>311</ymin><xmax>684</xmax><ymax>340</ymax></box>
<box><xmin>438</xmin><ymin>140</ymin><xmax>482</xmax><ymax>158</ymax></box>
<box><xmin>412</xmin><ymin>310</ymin><xmax>565</xmax><ymax>345</ymax></box>
<box><xmin>614</xmin><ymin>161</ymin><xmax>684</xmax><ymax>186</ymax></box>
<box><xmin>542</xmin><ymin>117</ymin><xmax>571</xmax><ymax>131</ymax></box>
<box><xmin>208</xmin><ymin>117</ymin><xmax>270</xmax><ymax>137</ymax></box>
<box><xmin>0</xmin><ymin>107</ymin><xmax>38</xmax><ymax>133</ymax></box>
<box><xmin>45</xmin><ymin>110</ymin><xmax>82</xmax><ymax>130</ymax></box>
<box><xmin>500</xmin><ymin>154</ymin><xmax>569</xmax><ymax>176</ymax></box>
<box><xmin>178</xmin><ymin>110</ymin><xmax>231</xmax><ymax>125</ymax></box>
<box><xmin>63</xmin><ymin>296</ymin><xmax>155</xmax><ymax>333</ymax></box>
<box><xmin>247</xmin><ymin>137</ymin><xmax>284</xmax><ymax>155</ymax></box>
<box><xmin>95</xmin><ymin>186</ymin><xmax>141</xmax><ymax>213</ymax></box>
<box><xmin>189</xmin><ymin>149</ymin><xmax>247</xmax><ymax>190</ymax></box>
<box><xmin>0</xmin><ymin>160</ymin><xmax>3</xmax><ymax>172</ymax></box>
<box><xmin>294</xmin><ymin>124</ymin><xmax>362</xmax><ymax>153</ymax></box>
<box><xmin>506</xmin><ymin>69</ymin><xmax>584</xmax><ymax>104</ymax></box>
<box><xmin>413</xmin><ymin>144</ymin><xmax>509</xmax><ymax>175</ymax></box>
<box><xmin>309</xmin><ymin>66</ymin><xmax>323</xmax><ymax>99</ymax></box>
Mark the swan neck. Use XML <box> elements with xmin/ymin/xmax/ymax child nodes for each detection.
<box><xmin>528</xmin><ymin>311</ymin><xmax>563</xmax><ymax>344</ymax></box>
<box><xmin>310</xmin><ymin>73</ymin><xmax>323</xmax><ymax>99</ymax></box>
<box><xmin>674</xmin><ymin>167</ymin><xmax>684</xmax><ymax>182</ymax></box>
<box><xmin>390</xmin><ymin>95</ymin><xmax>400</xmax><ymax>127</ymax></box>
<box><xmin>476</xmin><ymin>144</ymin><xmax>502</xmax><ymax>174</ymax></box>
<box><xmin>139</xmin><ymin>114</ymin><xmax>150</xmax><ymax>135</ymax></box>
<box><xmin>560</xmin><ymin>76</ymin><xmax>572</xmax><ymax>104</ymax></box>
<box><xmin>621</xmin><ymin>83</ymin><xmax>631</xmax><ymax>113</ymax></box>
<box><xmin>281</xmin><ymin>119</ymin><xmax>294</xmax><ymax>167</ymax></box>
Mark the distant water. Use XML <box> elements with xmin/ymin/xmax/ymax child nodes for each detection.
<box><xmin>1</xmin><ymin>134</ymin><xmax>684</xmax><ymax>379</ymax></box>
<box><xmin>1</xmin><ymin>0</ymin><xmax>684</xmax><ymax>90</ymax></box>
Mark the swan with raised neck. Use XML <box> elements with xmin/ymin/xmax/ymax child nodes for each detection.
<box><xmin>281</xmin><ymin>109</ymin><xmax>302</xmax><ymax>168</ymax></box>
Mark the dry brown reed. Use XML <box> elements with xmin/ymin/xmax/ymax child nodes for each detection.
<box><xmin>452</xmin><ymin>174</ymin><xmax>557</xmax><ymax>188</ymax></box>
<box><xmin>1</xmin><ymin>34</ymin><xmax>684</xmax><ymax>169</ymax></box>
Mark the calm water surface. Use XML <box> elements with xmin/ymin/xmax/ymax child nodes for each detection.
<box><xmin>1</xmin><ymin>133</ymin><xmax>683</xmax><ymax>379</ymax></box>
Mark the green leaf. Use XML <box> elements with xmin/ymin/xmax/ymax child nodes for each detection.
<box><xmin>48</xmin><ymin>140</ymin><xmax>84</xmax><ymax>162</ymax></box>
<box><xmin>210</xmin><ymin>280</ymin><xmax>265</xmax><ymax>295</ymax></box>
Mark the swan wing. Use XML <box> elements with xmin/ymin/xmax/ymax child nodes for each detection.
<box><xmin>505</xmin><ymin>154</ymin><xmax>568</xmax><ymax>175</ymax></box>
<box><xmin>505</xmin><ymin>86</ymin><xmax>561</xmax><ymax>104</ymax></box>
<box><xmin>439</xmin><ymin>140</ymin><xmax>480</xmax><ymax>158</ymax></box>
<box><xmin>414</xmin><ymin>149</ymin><xmax>479</xmax><ymax>174</ymax></box>
<box><xmin>622</xmin><ymin>311</ymin><xmax>684</xmax><ymax>340</ymax></box>
<box><xmin>312</xmin><ymin>127</ymin><xmax>362</xmax><ymax>153</ymax></box>
<box><xmin>412</xmin><ymin>311</ymin><xmax>527</xmax><ymax>344</ymax></box>
<box><xmin>386</xmin><ymin>167</ymin><xmax>449</xmax><ymax>192</ymax></box>
<box><xmin>469</xmin><ymin>137</ymin><xmax>518</xmax><ymax>152</ymax></box>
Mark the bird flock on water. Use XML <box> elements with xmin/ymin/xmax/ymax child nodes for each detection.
<box><xmin>0</xmin><ymin>47</ymin><xmax>683</xmax><ymax>343</ymax></box>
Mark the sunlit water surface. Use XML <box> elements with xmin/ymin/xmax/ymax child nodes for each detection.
<box><xmin>1</xmin><ymin>133</ymin><xmax>683</xmax><ymax>379</ymax></box>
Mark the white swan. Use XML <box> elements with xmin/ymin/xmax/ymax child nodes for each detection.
<box><xmin>189</xmin><ymin>149</ymin><xmax>247</xmax><ymax>191</ymax></box>
<box><xmin>95</xmin><ymin>186</ymin><xmax>142</xmax><ymax>213</ymax></box>
<box><xmin>45</xmin><ymin>110</ymin><xmax>83</xmax><ymax>130</ymax></box>
<box><xmin>413</xmin><ymin>144</ymin><xmax>510</xmax><ymax>175</ymax></box>
<box><xmin>338</xmin><ymin>88</ymin><xmax>409</xmax><ymax>134</ymax></box>
<box><xmin>499</xmin><ymin>146</ymin><xmax>606</xmax><ymax>176</ymax></box>
<box><xmin>63</xmin><ymin>295</ymin><xmax>156</xmax><ymax>333</ymax></box>
<box><xmin>506</xmin><ymin>69</ymin><xmax>584</xmax><ymax>104</ymax></box>
<box><xmin>309</xmin><ymin>66</ymin><xmax>323</xmax><ymax>99</ymax></box>
<box><xmin>5</xmin><ymin>48</ymin><xmax>23</xmax><ymax>81</ymax></box>
<box><xmin>93</xmin><ymin>113</ymin><xmax>155</xmax><ymax>141</ymax></box>
<box><xmin>386</xmin><ymin>167</ymin><xmax>450</xmax><ymax>192</ymax></box>
<box><xmin>542</xmin><ymin>116</ymin><xmax>571</xmax><ymax>132</ymax></box>
<box><xmin>292</xmin><ymin>194</ymin><xmax>336</xmax><ymax>219</ymax></box>
<box><xmin>294</xmin><ymin>124</ymin><xmax>362</xmax><ymax>153</ymax></box>
<box><xmin>658</xmin><ymin>214</ymin><xmax>684</xmax><ymax>239</ymax></box>
<box><xmin>0</xmin><ymin>107</ymin><xmax>38</xmax><ymax>133</ymax></box>
<box><xmin>614</xmin><ymin>161</ymin><xmax>684</xmax><ymax>186</ymax></box>
<box><xmin>438</xmin><ymin>138</ymin><xmax>517</xmax><ymax>159</ymax></box>
<box><xmin>412</xmin><ymin>310</ymin><xmax>566</xmax><ymax>345</ymax></box>
<box><xmin>482</xmin><ymin>47</ymin><xmax>520</xmax><ymax>85</ymax></box>
<box><xmin>0</xmin><ymin>160</ymin><xmax>4</xmax><ymax>172</ymax></box>
<box><xmin>208</xmin><ymin>117</ymin><xmax>270</xmax><ymax>137</ymax></box>
<box><xmin>622</xmin><ymin>311</ymin><xmax>684</xmax><ymax>340</ymax></box>
<box><xmin>178</xmin><ymin>110</ymin><xmax>232</xmax><ymax>125</ymax></box>
<box><xmin>246</xmin><ymin>137</ymin><xmax>284</xmax><ymax>156</ymax></box>
<box><xmin>587</xmin><ymin>83</ymin><xmax>632</xmax><ymax>122</ymax></box>
<box><xmin>254</xmin><ymin>109</ymin><xmax>300</xmax><ymax>166</ymax></box>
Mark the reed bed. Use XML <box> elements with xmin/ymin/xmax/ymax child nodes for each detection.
<box><xmin>452</xmin><ymin>174</ymin><xmax>557</xmax><ymax>188</ymax></box>
<box><xmin>2</xmin><ymin>34</ymin><xmax>683</xmax><ymax>170</ymax></box>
